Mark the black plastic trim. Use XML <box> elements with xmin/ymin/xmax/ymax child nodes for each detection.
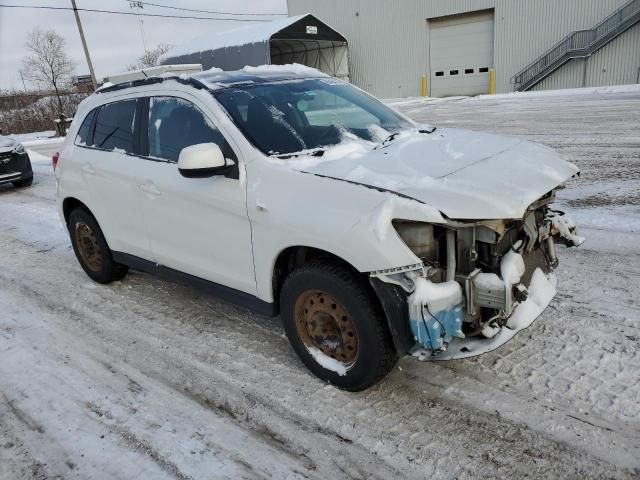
<box><xmin>95</xmin><ymin>75</ymin><xmax>207</xmax><ymax>95</ymax></box>
<box><xmin>369</xmin><ymin>278</ymin><xmax>415</xmax><ymax>355</ymax></box>
<box><xmin>97</xmin><ymin>76</ymin><xmax>164</xmax><ymax>94</ymax></box>
<box><xmin>138</xmin><ymin>97</ymin><xmax>150</xmax><ymax>157</ymax></box>
<box><xmin>178</xmin><ymin>164</ymin><xmax>234</xmax><ymax>178</ymax></box>
<box><xmin>112</xmin><ymin>252</ymin><xmax>276</xmax><ymax>316</ymax></box>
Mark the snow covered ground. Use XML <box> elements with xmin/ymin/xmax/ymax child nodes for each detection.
<box><xmin>1</xmin><ymin>87</ymin><xmax>639</xmax><ymax>479</ymax></box>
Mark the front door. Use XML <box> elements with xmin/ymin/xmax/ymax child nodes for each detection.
<box><xmin>137</xmin><ymin>95</ymin><xmax>256</xmax><ymax>296</ymax></box>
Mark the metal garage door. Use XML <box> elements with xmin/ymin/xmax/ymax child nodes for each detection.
<box><xmin>429</xmin><ymin>11</ymin><xmax>494</xmax><ymax>97</ymax></box>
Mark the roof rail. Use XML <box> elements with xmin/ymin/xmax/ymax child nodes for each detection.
<box><xmin>96</xmin><ymin>75</ymin><xmax>208</xmax><ymax>94</ymax></box>
<box><xmin>104</xmin><ymin>64</ymin><xmax>202</xmax><ymax>85</ymax></box>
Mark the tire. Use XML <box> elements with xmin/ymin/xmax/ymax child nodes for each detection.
<box><xmin>12</xmin><ymin>177</ymin><xmax>33</xmax><ymax>188</ymax></box>
<box><xmin>280</xmin><ymin>260</ymin><xmax>398</xmax><ymax>391</ymax></box>
<box><xmin>67</xmin><ymin>208</ymin><xmax>128</xmax><ymax>284</ymax></box>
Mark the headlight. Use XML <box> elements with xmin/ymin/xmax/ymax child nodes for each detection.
<box><xmin>12</xmin><ymin>143</ymin><xmax>24</xmax><ymax>154</ymax></box>
<box><xmin>393</xmin><ymin>221</ymin><xmax>437</xmax><ymax>259</ymax></box>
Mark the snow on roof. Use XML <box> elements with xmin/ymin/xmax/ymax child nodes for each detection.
<box><xmin>192</xmin><ymin>64</ymin><xmax>328</xmax><ymax>90</ymax></box>
<box><xmin>162</xmin><ymin>14</ymin><xmax>309</xmax><ymax>61</ymax></box>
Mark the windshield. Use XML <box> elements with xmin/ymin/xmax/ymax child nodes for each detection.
<box><xmin>213</xmin><ymin>78</ymin><xmax>412</xmax><ymax>156</ymax></box>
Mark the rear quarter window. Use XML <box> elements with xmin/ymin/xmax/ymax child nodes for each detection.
<box><xmin>75</xmin><ymin>108</ymin><xmax>97</xmax><ymax>146</ymax></box>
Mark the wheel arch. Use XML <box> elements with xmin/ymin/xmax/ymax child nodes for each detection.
<box><xmin>271</xmin><ymin>246</ymin><xmax>362</xmax><ymax>312</ymax></box>
<box><xmin>62</xmin><ymin>196</ymin><xmax>90</xmax><ymax>224</ymax></box>
<box><xmin>272</xmin><ymin>245</ymin><xmax>415</xmax><ymax>357</ymax></box>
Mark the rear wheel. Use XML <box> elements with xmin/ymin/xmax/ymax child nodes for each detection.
<box><xmin>68</xmin><ymin>208</ymin><xmax>128</xmax><ymax>283</ymax></box>
<box><xmin>12</xmin><ymin>177</ymin><xmax>33</xmax><ymax>188</ymax></box>
<box><xmin>280</xmin><ymin>261</ymin><xmax>397</xmax><ymax>391</ymax></box>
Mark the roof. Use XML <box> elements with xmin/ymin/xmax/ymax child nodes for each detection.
<box><xmin>95</xmin><ymin>64</ymin><xmax>329</xmax><ymax>95</ymax></box>
<box><xmin>163</xmin><ymin>14</ymin><xmax>308</xmax><ymax>60</ymax></box>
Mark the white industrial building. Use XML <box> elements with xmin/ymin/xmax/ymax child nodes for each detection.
<box><xmin>287</xmin><ymin>0</ymin><xmax>640</xmax><ymax>98</ymax></box>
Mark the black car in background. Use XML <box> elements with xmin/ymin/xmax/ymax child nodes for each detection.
<box><xmin>0</xmin><ymin>135</ymin><xmax>33</xmax><ymax>188</ymax></box>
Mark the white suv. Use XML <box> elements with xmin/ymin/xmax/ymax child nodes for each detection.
<box><xmin>56</xmin><ymin>65</ymin><xmax>582</xmax><ymax>390</ymax></box>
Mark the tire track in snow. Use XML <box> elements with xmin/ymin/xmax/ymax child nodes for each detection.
<box><xmin>0</xmin><ymin>226</ymin><xmax>635</xmax><ymax>479</ymax></box>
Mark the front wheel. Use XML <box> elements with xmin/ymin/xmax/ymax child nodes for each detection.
<box><xmin>68</xmin><ymin>208</ymin><xmax>128</xmax><ymax>284</ymax></box>
<box><xmin>280</xmin><ymin>261</ymin><xmax>398</xmax><ymax>391</ymax></box>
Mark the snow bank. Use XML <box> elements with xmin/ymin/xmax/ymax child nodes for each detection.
<box><xmin>7</xmin><ymin>130</ymin><xmax>55</xmax><ymax>143</ymax></box>
<box><xmin>384</xmin><ymin>84</ymin><xmax>640</xmax><ymax>107</ymax></box>
<box><xmin>307</xmin><ymin>347</ymin><xmax>348</xmax><ymax>376</ymax></box>
<box><xmin>26</xmin><ymin>149</ymin><xmax>54</xmax><ymax>176</ymax></box>
<box><xmin>477</xmin><ymin>83</ymin><xmax>640</xmax><ymax>100</ymax></box>
<box><xmin>22</xmin><ymin>137</ymin><xmax>64</xmax><ymax>148</ymax></box>
<box><xmin>409</xmin><ymin>277</ymin><xmax>463</xmax><ymax>316</ymax></box>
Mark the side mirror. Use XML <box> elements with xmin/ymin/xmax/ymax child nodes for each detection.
<box><xmin>177</xmin><ymin>143</ymin><xmax>232</xmax><ymax>178</ymax></box>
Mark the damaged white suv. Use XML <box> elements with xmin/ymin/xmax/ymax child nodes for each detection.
<box><xmin>56</xmin><ymin>65</ymin><xmax>583</xmax><ymax>390</ymax></box>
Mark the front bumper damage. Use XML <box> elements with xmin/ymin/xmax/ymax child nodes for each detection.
<box><xmin>370</xmin><ymin>203</ymin><xmax>583</xmax><ymax>361</ymax></box>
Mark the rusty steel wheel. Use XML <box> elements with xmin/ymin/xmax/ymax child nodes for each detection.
<box><xmin>68</xmin><ymin>208</ymin><xmax>128</xmax><ymax>284</ymax></box>
<box><xmin>281</xmin><ymin>261</ymin><xmax>398</xmax><ymax>391</ymax></box>
<box><xmin>74</xmin><ymin>222</ymin><xmax>103</xmax><ymax>272</ymax></box>
<box><xmin>294</xmin><ymin>290</ymin><xmax>359</xmax><ymax>365</ymax></box>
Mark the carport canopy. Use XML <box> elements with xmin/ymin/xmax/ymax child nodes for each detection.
<box><xmin>161</xmin><ymin>14</ymin><xmax>349</xmax><ymax>80</ymax></box>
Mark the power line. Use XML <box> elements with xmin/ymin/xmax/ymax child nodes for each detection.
<box><xmin>0</xmin><ymin>4</ymin><xmax>277</xmax><ymax>22</ymax></box>
<box><xmin>119</xmin><ymin>0</ymin><xmax>287</xmax><ymax>17</ymax></box>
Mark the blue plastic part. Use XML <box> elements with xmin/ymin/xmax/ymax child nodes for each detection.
<box><xmin>410</xmin><ymin>304</ymin><xmax>464</xmax><ymax>351</ymax></box>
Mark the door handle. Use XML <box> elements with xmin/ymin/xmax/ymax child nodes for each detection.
<box><xmin>140</xmin><ymin>183</ymin><xmax>161</xmax><ymax>196</ymax></box>
<box><xmin>81</xmin><ymin>163</ymin><xmax>95</xmax><ymax>175</ymax></box>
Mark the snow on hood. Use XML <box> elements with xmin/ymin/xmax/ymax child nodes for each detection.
<box><xmin>296</xmin><ymin>128</ymin><xmax>579</xmax><ymax>220</ymax></box>
<box><xmin>0</xmin><ymin>136</ymin><xmax>18</xmax><ymax>153</ymax></box>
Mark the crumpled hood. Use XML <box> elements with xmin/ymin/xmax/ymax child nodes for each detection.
<box><xmin>304</xmin><ymin>128</ymin><xmax>579</xmax><ymax>219</ymax></box>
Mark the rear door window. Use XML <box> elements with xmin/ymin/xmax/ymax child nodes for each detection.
<box><xmin>147</xmin><ymin>97</ymin><xmax>235</xmax><ymax>163</ymax></box>
<box><xmin>92</xmin><ymin>99</ymin><xmax>137</xmax><ymax>153</ymax></box>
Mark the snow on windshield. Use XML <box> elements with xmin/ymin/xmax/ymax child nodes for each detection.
<box><xmin>214</xmin><ymin>77</ymin><xmax>412</xmax><ymax>156</ymax></box>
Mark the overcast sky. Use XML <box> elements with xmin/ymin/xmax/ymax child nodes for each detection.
<box><xmin>0</xmin><ymin>0</ymin><xmax>288</xmax><ymax>90</ymax></box>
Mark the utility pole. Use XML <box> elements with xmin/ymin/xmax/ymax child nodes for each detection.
<box><xmin>70</xmin><ymin>0</ymin><xmax>97</xmax><ymax>90</ymax></box>
<box><xmin>19</xmin><ymin>70</ymin><xmax>28</xmax><ymax>92</ymax></box>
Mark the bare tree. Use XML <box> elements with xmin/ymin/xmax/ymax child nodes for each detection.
<box><xmin>127</xmin><ymin>43</ymin><xmax>172</xmax><ymax>70</ymax></box>
<box><xmin>22</xmin><ymin>29</ymin><xmax>75</xmax><ymax>115</ymax></box>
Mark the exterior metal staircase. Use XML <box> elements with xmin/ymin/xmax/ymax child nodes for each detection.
<box><xmin>512</xmin><ymin>0</ymin><xmax>640</xmax><ymax>91</ymax></box>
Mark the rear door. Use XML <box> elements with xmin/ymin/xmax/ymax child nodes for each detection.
<box><xmin>137</xmin><ymin>94</ymin><xmax>256</xmax><ymax>295</ymax></box>
<box><xmin>78</xmin><ymin>98</ymin><xmax>152</xmax><ymax>259</ymax></box>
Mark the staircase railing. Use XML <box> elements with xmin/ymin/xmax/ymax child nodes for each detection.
<box><xmin>512</xmin><ymin>0</ymin><xmax>640</xmax><ymax>91</ymax></box>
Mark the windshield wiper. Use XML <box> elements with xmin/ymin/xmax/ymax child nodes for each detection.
<box><xmin>373</xmin><ymin>132</ymin><xmax>401</xmax><ymax>150</ymax></box>
<box><xmin>380</xmin><ymin>132</ymin><xmax>400</xmax><ymax>146</ymax></box>
<box><xmin>275</xmin><ymin>148</ymin><xmax>325</xmax><ymax>160</ymax></box>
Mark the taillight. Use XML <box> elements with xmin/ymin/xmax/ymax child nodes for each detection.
<box><xmin>52</xmin><ymin>152</ymin><xmax>59</xmax><ymax>170</ymax></box>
